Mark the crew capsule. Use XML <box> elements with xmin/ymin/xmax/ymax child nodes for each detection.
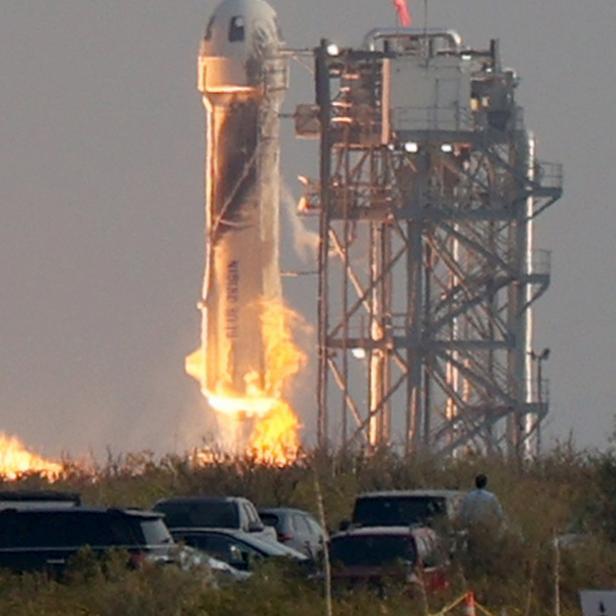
<box><xmin>198</xmin><ymin>0</ymin><xmax>284</xmax><ymax>94</ymax></box>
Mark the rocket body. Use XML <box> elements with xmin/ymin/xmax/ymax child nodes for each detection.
<box><xmin>189</xmin><ymin>0</ymin><xmax>287</xmax><ymax>407</ymax></box>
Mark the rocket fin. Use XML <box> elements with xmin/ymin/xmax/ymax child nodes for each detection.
<box><xmin>185</xmin><ymin>347</ymin><xmax>205</xmax><ymax>385</ymax></box>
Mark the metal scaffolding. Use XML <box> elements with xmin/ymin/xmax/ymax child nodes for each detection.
<box><xmin>295</xmin><ymin>31</ymin><xmax>562</xmax><ymax>456</ymax></box>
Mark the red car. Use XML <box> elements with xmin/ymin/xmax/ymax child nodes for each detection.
<box><xmin>329</xmin><ymin>525</ymin><xmax>449</xmax><ymax>595</ymax></box>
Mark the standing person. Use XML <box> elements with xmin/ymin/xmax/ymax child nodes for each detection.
<box><xmin>459</xmin><ymin>473</ymin><xmax>504</xmax><ymax>530</ymax></box>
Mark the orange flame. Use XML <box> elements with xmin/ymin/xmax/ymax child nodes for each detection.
<box><xmin>188</xmin><ymin>299</ymin><xmax>306</xmax><ymax>464</ymax></box>
<box><xmin>260</xmin><ymin>300</ymin><xmax>306</xmax><ymax>400</ymax></box>
<box><xmin>247</xmin><ymin>301</ymin><xmax>305</xmax><ymax>464</ymax></box>
<box><xmin>249</xmin><ymin>401</ymin><xmax>300</xmax><ymax>464</ymax></box>
<box><xmin>0</xmin><ymin>433</ymin><xmax>61</xmax><ymax>480</ymax></box>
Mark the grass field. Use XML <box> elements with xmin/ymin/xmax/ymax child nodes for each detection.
<box><xmin>3</xmin><ymin>443</ymin><xmax>616</xmax><ymax>615</ymax></box>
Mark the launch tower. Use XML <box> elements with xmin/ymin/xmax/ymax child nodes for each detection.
<box><xmin>295</xmin><ymin>30</ymin><xmax>562</xmax><ymax>456</ymax></box>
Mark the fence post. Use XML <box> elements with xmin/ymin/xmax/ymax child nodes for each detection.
<box><xmin>553</xmin><ymin>531</ymin><xmax>561</xmax><ymax>616</ymax></box>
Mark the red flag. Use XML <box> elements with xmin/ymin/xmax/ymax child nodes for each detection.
<box><xmin>393</xmin><ymin>0</ymin><xmax>412</xmax><ymax>27</ymax></box>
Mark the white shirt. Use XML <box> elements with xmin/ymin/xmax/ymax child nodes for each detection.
<box><xmin>459</xmin><ymin>488</ymin><xmax>503</xmax><ymax>527</ymax></box>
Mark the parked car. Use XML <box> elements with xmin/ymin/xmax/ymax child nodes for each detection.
<box><xmin>170</xmin><ymin>527</ymin><xmax>308</xmax><ymax>572</ymax></box>
<box><xmin>329</xmin><ymin>525</ymin><xmax>449</xmax><ymax>594</ymax></box>
<box><xmin>0</xmin><ymin>507</ymin><xmax>177</xmax><ymax>576</ymax></box>
<box><xmin>182</xmin><ymin>549</ymin><xmax>251</xmax><ymax>583</ymax></box>
<box><xmin>153</xmin><ymin>496</ymin><xmax>276</xmax><ymax>542</ymax></box>
<box><xmin>348</xmin><ymin>490</ymin><xmax>463</xmax><ymax>531</ymax></box>
<box><xmin>258</xmin><ymin>507</ymin><xmax>325</xmax><ymax>558</ymax></box>
<box><xmin>0</xmin><ymin>490</ymin><xmax>81</xmax><ymax>510</ymax></box>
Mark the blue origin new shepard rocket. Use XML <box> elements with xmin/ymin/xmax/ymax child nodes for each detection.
<box><xmin>186</xmin><ymin>0</ymin><xmax>288</xmax><ymax>415</ymax></box>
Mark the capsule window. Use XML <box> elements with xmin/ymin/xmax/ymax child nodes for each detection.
<box><xmin>229</xmin><ymin>16</ymin><xmax>245</xmax><ymax>42</ymax></box>
<box><xmin>204</xmin><ymin>16</ymin><xmax>215</xmax><ymax>40</ymax></box>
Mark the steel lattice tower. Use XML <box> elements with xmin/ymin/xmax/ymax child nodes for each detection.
<box><xmin>295</xmin><ymin>31</ymin><xmax>562</xmax><ymax>456</ymax></box>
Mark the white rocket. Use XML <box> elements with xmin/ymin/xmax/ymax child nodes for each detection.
<box><xmin>187</xmin><ymin>0</ymin><xmax>288</xmax><ymax>409</ymax></box>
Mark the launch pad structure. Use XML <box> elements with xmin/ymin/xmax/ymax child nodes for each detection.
<box><xmin>295</xmin><ymin>30</ymin><xmax>562</xmax><ymax>457</ymax></box>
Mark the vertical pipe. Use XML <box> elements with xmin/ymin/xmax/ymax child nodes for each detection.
<box><xmin>382</xmin><ymin>209</ymin><xmax>393</xmax><ymax>444</ymax></box>
<box><xmin>446</xmin><ymin>227</ymin><xmax>460</xmax><ymax>452</ymax></box>
<box><xmin>405</xmin><ymin>218</ymin><xmax>414</xmax><ymax>455</ymax></box>
<box><xmin>316</xmin><ymin>42</ymin><xmax>332</xmax><ymax>449</ymax></box>
<box><xmin>406</xmin><ymin>151</ymin><xmax>426</xmax><ymax>451</ymax></box>
<box><xmin>486</xmin><ymin>217</ymin><xmax>497</xmax><ymax>452</ymax></box>
<box><xmin>423</xmin><ymin>243</ymin><xmax>432</xmax><ymax>447</ymax></box>
<box><xmin>368</xmin><ymin>220</ymin><xmax>376</xmax><ymax>448</ymax></box>
<box><xmin>509</xmin><ymin>129</ymin><xmax>531</xmax><ymax>458</ymax></box>
<box><xmin>341</xmin><ymin>140</ymin><xmax>351</xmax><ymax>450</ymax></box>
<box><xmin>524</xmin><ymin>133</ymin><xmax>537</xmax><ymax>456</ymax></box>
<box><xmin>369</xmin><ymin>222</ymin><xmax>382</xmax><ymax>448</ymax></box>
<box><xmin>369</xmin><ymin>148</ymin><xmax>385</xmax><ymax>448</ymax></box>
<box><xmin>409</xmin><ymin>220</ymin><xmax>424</xmax><ymax>451</ymax></box>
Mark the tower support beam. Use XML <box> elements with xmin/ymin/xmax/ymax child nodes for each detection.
<box><xmin>298</xmin><ymin>31</ymin><xmax>562</xmax><ymax>456</ymax></box>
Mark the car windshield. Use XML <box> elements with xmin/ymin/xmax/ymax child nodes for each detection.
<box><xmin>330</xmin><ymin>534</ymin><xmax>417</xmax><ymax>567</ymax></box>
<box><xmin>155</xmin><ymin>501</ymin><xmax>239</xmax><ymax>528</ymax></box>
<box><xmin>139</xmin><ymin>519</ymin><xmax>173</xmax><ymax>545</ymax></box>
<box><xmin>353</xmin><ymin>496</ymin><xmax>446</xmax><ymax>527</ymax></box>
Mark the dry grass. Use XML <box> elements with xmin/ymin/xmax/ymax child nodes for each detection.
<box><xmin>1</xmin><ymin>444</ymin><xmax>616</xmax><ymax>614</ymax></box>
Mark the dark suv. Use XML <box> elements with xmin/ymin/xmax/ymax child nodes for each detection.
<box><xmin>350</xmin><ymin>490</ymin><xmax>463</xmax><ymax>529</ymax></box>
<box><xmin>0</xmin><ymin>490</ymin><xmax>81</xmax><ymax>510</ymax></box>
<box><xmin>0</xmin><ymin>507</ymin><xmax>175</xmax><ymax>575</ymax></box>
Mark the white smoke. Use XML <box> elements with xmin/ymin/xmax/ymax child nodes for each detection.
<box><xmin>281</xmin><ymin>182</ymin><xmax>319</xmax><ymax>263</ymax></box>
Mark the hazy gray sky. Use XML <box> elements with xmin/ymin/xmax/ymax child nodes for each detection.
<box><xmin>0</xmin><ymin>1</ymin><xmax>614</xmax><ymax>458</ymax></box>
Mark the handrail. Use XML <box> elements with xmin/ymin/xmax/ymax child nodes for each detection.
<box><xmin>363</xmin><ymin>27</ymin><xmax>462</xmax><ymax>52</ymax></box>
